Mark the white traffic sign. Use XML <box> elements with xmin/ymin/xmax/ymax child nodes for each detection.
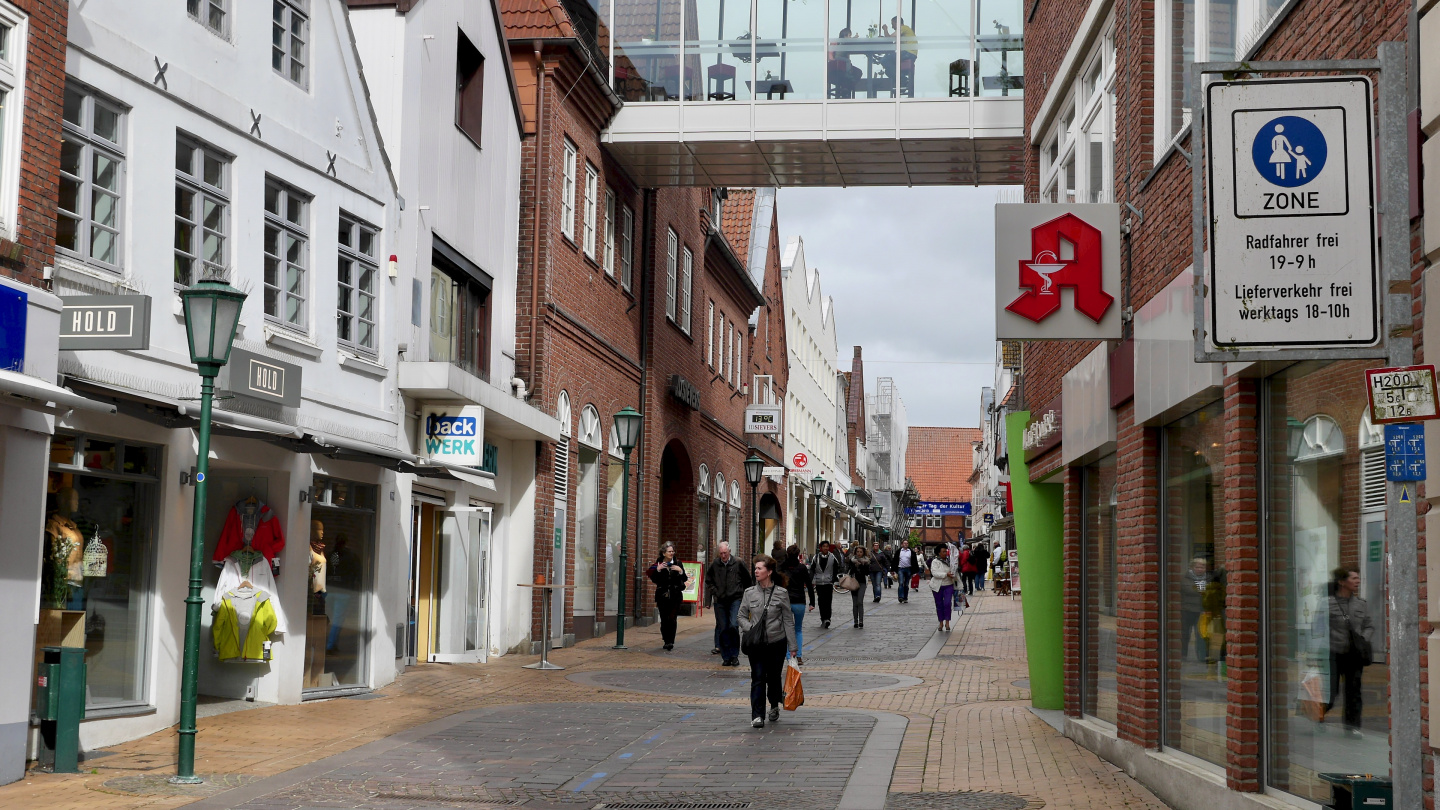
<box><xmin>1366</xmin><ymin>365</ymin><xmax>1440</xmax><ymax>423</ymax></box>
<box><xmin>1205</xmin><ymin>77</ymin><xmax>1379</xmax><ymax>351</ymax></box>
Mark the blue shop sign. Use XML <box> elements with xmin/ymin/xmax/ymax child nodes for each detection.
<box><xmin>0</xmin><ymin>284</ymin><xmax>25</xmax><ymax>372</ymax></box>
<box><xmin>1384</xmin><ymin>423</ymin><xmax>1426</xmax><ymax>482</ymax></box>
<box><xmin>905</xmin><ymin>501</ymin><xmax>972</xmax><ymax>516</ymax></box>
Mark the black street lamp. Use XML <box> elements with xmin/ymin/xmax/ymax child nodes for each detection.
<box><xmin>845</xmin><ymin>488</ymin><xmax>859</xmax><ymax>548</ymax></box>
<box><xmin>174</xmin><ymin>278</ymin><xmax>247</xmax><ymax>783</ymax></box>
<box><xmin>611</xmin><ymin>407</ymin><xmax>643</xmax><ymax>649</ymax></box>
<box><xmin>810</xmin><ymin>473</ymin><xmax>828</xmax><ymax>551</ymax></box>
<box><xmin>744</xmin><ymin>452</ymin><xmax>764</xmax><ymax>559</ymax></box>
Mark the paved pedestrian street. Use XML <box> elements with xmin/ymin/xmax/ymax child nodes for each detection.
<box><xmin>0</xmin><ymin>592</ymin><xmax>1170</xmax><ymax>810</ymax></box>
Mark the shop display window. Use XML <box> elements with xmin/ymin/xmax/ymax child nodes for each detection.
<box><xmin>306</xmin><ymin>476</ymin><xmax>375</xmax><ymax>693</ymax></box>
<box><xmin>44</xmin><ymin>432</ymin><xmax>159</xmax><ymax>711</ymax></box>
<box><xmin>1161</xmin><ymin>399</ymin><xmax>1228</xmax><ymax>766</ymax></box>
<box><xmin>1264</xmin><ymin>361</ymin><xmax>1389</xmax><ymax>803</ymax></box>
<box><xmin>605</xmin><ymin>462</ymin><xmax>624</xmax><ymax>616</ymax></box>
<box><xmin>574</xmin><ymin>448</ymin><xmax>600</xmax><ymax>619</ymax></box>
<box><xmin>1080</xmin><ymin>453</ymin><xmax>1118</xmax><ymax>725</ymax></box>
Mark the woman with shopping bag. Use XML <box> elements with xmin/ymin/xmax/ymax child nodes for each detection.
<box><xmin>738</xmin><ymin>555</ymin><xmax>798</xmax><ymax>728</ymax></box>
<box><xmin>928</xmin><ymin>545</ymin><xmax>959</xmax><ymax>632</ymax></box>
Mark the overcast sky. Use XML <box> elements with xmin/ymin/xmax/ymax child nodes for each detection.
<box><xmin>775</xmin><ymin>186</ymin><xmax>1015</xmax><ymax>429</ymax></box>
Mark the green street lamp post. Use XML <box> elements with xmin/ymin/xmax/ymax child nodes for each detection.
<box><xmin>845</xmin><ymin>488</ymin><xmax>859</xmax><ymax>548</ymax></box>
<box><xmin>174</xmin><ymin>278</ymin><xmax>247</xmax><ymax>783</ymax></box>
<box><xmin>743</xmin><ymin>452</ymin><xmax>764</xmax><ymax>559</ymax></box>
<box><xmin>810</xmin><ymin>473</ymin><xmax>828</xmax><ymax>551</ymax></box>
<box><xmin>611</xmin><ymin>407</ymin><xmax>643</xmax><ymax>649</ymax></box>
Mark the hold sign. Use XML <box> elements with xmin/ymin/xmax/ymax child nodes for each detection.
<box><xmin>1366</xmin><ymin>365</ymin><xmax>1440</xmax><ymax>424</ymax></box>
<box><xmin>1205</xmin><ymin>77</ymin><xmax>1379</xmax><ymax>351</ymax></box>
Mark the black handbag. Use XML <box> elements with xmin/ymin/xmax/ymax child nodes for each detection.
<box><xmin>1340</xmin><ymin>601</ymin><xmax>1373</xmax><ymax>666</ymax></box>
<box><xmin>741</xmin><ymin>586</ymin><xmax>777</xmax><ymax>656</ymax></box>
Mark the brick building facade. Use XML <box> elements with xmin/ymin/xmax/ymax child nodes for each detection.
<box><xmin>904</xmin><ymin>427</ymin><xmax>980</xmax><ymax>547</ymax></box>
<box><xmin>503</xmin><ymin>0</ymin><xmax>783</xmax><ymax>644</ymax></box>
<box><xmin>1015</xmin><ymin>0</ymin><xmax>1424</xmax><ymax>804</ymax></box>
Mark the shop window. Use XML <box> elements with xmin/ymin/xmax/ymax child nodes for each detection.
<box><xmin>575</xmin><ymin>445</ymin><xmax>600</xmax><ymax>620</ymax></box>
<box><xmin>57</xmin><ymin>83</ymin><xmax>125</xmax><ymax>270</ymax></box>
<box><xmin>1081</xmin><ymin>453</ymin><xmax>1119</xmax><ymax>725</ymax></box>
<box><xmin>174</xmin><ymin>134</ymin><xmax>230</xmax><ymax>286</ymax></box>
<box><xmin>305</xmin><ymin>477</ymin><xmax>376</xmax><ymax>693</ymax></box>
<box><xmin>454</xmin><ymin>31</ymin><xmax>484</xmax><ymax>146</ymax></box>
<box><xmin>44</xmin><ymin>433</ymin><xmax>160</xmax><ymax>712</ymax></box>
<box><xmin>1264</xmin><ymin>361</ymin><xmax>1389</xmax><ymax>803</ymax></box>
<box><xmin>1161</xmin><ymin>399</ymin><xmax>1227</xmax><ymax>766</ymax></box>
<box><xmin>605</xmin><ymin>457</ymin><xmax>624</xmax><ymax>616</ymax></box>
<box><xmin>429</xmin><ymin>240</ymin><xmax>492</xmax><ymax>380</ymax></box>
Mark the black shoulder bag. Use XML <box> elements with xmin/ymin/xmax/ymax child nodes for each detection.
<box><xmin>741</xmin><ymin>586</ymin><xmax>777</xmax><ymax>656</ymax></box>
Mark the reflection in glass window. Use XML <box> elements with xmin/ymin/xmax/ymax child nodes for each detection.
<box><xmin>605</xmin><ymin>459</ymin><xmax>624</xmax><ymax>616</ymax></box>
<box><xmin>575</xmin><ymin>446</ymin><xmax>601</xmax><ymax>619</ymax></box>
<box><xmin>1081</xmin><ymin>453</ymin><xmax>1118</xmax><ymax>725</ymax></box>
<box><xmin>975</xmin><ymin>0</ymin><xmax>1023</xmax><ymax>96</ymax></box>
<box><xmin>906</xmin><ymin>0</ymin><xmax>972</xmax><ymax>98</ymax></box>
<box><xmin>751</xmin><ymin>0</ymin><xmax>826</xmax><ymax>100</ymax></box>
<box><xmin>1265</xmin><ymin>361</ymin><xmax>1389</xmax><ymax>804</ymax></box>
<box><xmin>1162</xmin><ymin>399</ymin><xmax>1227</xmax><ymax>766</ymax></box>
<box><xmin>307</xmin><ymin>477</ymin><xmax>376</xmax><ymax>691</ymax></box>
<box><xmin>685</xmin><ymin>0</ymin><xmax>753</xmax><ymax>100</ymax></box>
<box><xmin>612</xmin><ymin>0</ymin><xmax>684</xmax><ymax>100</ymax></box>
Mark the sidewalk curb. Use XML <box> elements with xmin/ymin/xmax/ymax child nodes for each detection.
<box><xmin>836</xmin><ymin>709</ymin><xmax>909</xmax><ymax>810</ymax></box>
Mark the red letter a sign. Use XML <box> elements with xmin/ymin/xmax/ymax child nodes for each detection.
<box><xmin>1004</xmin><ymin>214</ymin><xmax>1113</xmax><ymax>324</ymax></box>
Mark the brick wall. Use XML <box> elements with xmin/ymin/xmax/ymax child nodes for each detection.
<box><xmin>2</xmin><ymin>0</ymin><xmax>67</xmax><ymax>287</ymax></box>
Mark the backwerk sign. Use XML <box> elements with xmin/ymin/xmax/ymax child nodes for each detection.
<box><xmin>1205</xmin><ymin>77</ymin><xmax>1379</xmax><ymax>350</ymax></box>
<box><xmin>423</xmin><ymin>405</ymin><xmax>484</xmax><ymax>467</ymax></box>
<box><xmin>995</xmin><ymin>204</ymin><xmax>1122</xmax><ymax>340</ymax></box>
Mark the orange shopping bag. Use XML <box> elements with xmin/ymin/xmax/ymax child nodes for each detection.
<box><xmin>1298</xmin><ymin>670</ymin><xmax>1326</xmax><ymax>723</ymax></box>
<box><xmin>782</xmin><ymin>659</ymin><xmax>804</xmax><ymax>711</ymax></box>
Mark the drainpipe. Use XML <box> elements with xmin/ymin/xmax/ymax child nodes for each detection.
<box><xmin>525</xmin><ymin>41</ymin><xmax>545</xmax><ymax>398</ymax></box>
<box><xmin>631</xmin><ymin>188</ymin><xmax>656</xmax><ymax>625</ymax></box>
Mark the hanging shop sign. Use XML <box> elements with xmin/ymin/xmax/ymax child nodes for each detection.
<box><xmin>1203</xmin><ymin>77</ymin><xmax>1379</xmax><ymax>352</ymax></box>
<box><xmin>994</xmin><ymin>204</ymin><xmax>1122</xmax><ymax>340</ymax></box>
<box><xmin>423</xmin><ymin>405</ymin><xmax>485</xmax><ymax>467</ymax></box>
<box><xmin>58</xmin><ymin>295</ymin><xmax>151</xmax><ymax>351</ymax></box>
<box><xmin>905</xmin><ymin>501</ymin><xmax>973</xmax><ymax>516</ymax></box>
<box><xmin>1384</xmin><ymin>423</ymin><xmax>1425</xmax><ymax>481</ymax></box>
<box><xmin>221</xmin><ymin>348</ymin><xmax>302</xmax><ymax>408</ymax></box>
<box><xmin>789</xmin><ymin>451</ymin><xmax>810</xmax><ymax>472</ymax></box>
<box><xmin>744</xmin><ymin>403</ymin><xmax>782</xmax><ymax>434</ymax></box>
<box><xmin>1366</xmin><ymin>365</ymin><xmax>1439</xmax><ymax>424</ymax></box>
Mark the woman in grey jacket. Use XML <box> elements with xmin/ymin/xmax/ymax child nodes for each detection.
<box><xmin>738</xmin><ymin>555</ymin><xmax>799</xmax><ymax>728</ymax></box>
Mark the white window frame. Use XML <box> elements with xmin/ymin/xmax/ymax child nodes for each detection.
<box><xmin>620</xmin><ymin>205</ymin><xmax>634</xmax><ymax>290</ymax></box>
<box><xmin>188</xmin><ymin>0</ymin><xmax>227</xmax><ymax>38</ymax></box>
<box><xmin>603</xmin><ymin>189</ymin><xmax>616</xmax><ymax>276</ymax></box>
<box><xmin>0</xmin><ymin>8</ymin><xmax>26</xmax><ymax>240</ymax></box>
<box><xmin>1155</xmin><ymin>0</ymin><xmax>1275</xmax><ymax>156</ymax></box>
<box><xmin>337</xmin><ymin>213</ymin><xmax>379</xmax><ymax>353</ymax></box>
<box><xmin>733</xmin><ymin>328</ymin><xmax>741</xmax><ymax>387</ymax></box>
<box><xmin>57</xmin><ymin>83</ymin><xmax>125</xmax><ymax>271</ymax></box>
<box><xmin>679</xmin><ymin>246</ymin><xmax>693</xmax><ymax>334</ymax></box>
<box><xmin>1039</xmin><ymin>22</ymin><xmax>1115</xmax><ymax>204</ymax></box>
<box><xmin>263</xmin><ymin>177</ymin><xmax>311</xmax><ymax>331</ymax></box>
<box><xmin>272</xmin><ymin>0</ymin><xmax>309</xmax><ymax>89</ymax></box>
<box><xmin>665</xmin><ymin>228</ymin><xmax>677</xmax><ymax>320</ymax></box>
<box><xmin>174</xmin><ymin>134</ymin><xmax>230</xmax><ymax>287</ymax></box>
<box><xmin>583</xmin><ymin>162</ymin><xmax>598</xmax><ymax>258</ymax></box>
<box><xmin>561</xmin><ymin>139</ymin><xmax>577</xmax><ymax>241</ymax></box>
<box><xmin>707</xmin><ymin>301</ymin><xmax>715</xmax><ymax>367</ymax></box>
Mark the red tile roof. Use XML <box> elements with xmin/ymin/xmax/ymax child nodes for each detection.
<box><xmin>907</xmin><ymin>427</ymin><xmax>982</xmax><ymax>502</ymax></box>
<box><xmin>499</xmin><ymin>0</ymin><xmax>575</xmax><ymax>39</ymax></box>
<box><xmin>721</xmin><ymin>188</ymin><xmax>756</xmax><ymax>258</ymax></box>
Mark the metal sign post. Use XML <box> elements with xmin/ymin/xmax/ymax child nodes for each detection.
<box><xmin>1190</xmin><ymin>43</ymin><xmax>1416</xmax><ymax>806</ymax></box>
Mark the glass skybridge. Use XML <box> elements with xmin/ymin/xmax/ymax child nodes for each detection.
<box><xmin>592</xmin><ymin>0</ymin><xmax>1025</xmax><ymax>185</ymax></box>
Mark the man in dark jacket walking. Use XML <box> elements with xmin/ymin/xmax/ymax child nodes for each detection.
<box><xmin>809</xmin><ymin>541</ymin><xmax>844</xmax><ymax>629</ymax></box>
<box><xmin>705</xmin><ymin>541</ymin><xmax>752</xmax><ymax>665</ymax></box>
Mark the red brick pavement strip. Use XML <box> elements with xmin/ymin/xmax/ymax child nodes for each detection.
<box><xmin>0</xmin><ymin>591</ymin><xmax>1169</xmax><ymax>809</ymax></box>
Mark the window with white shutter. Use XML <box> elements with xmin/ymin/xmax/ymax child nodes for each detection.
<box><xmin>679</xmin><ymin>246</ymin><xmax>693</xmax><ymax>334</ymax></box>
<box><xmin>603</xmin><ymin>190</ymin><xmax>616</xmax><ymax>276</ymax></box>
<box><xmin>665</xmin><ymin>228</ymin><xmax>677</xmax><ymax>320</ymax></box>
<box><xmin>707</xmin><ymin>301</ymin><xmax>715</xmax><ymax>367</ymax></box>
<box><xmin>561</xmin><ymin>139</ymin><xmax>576</xmax><ymax>240</ymax></box>
<box><xmin>583</xmin><ymin>163</ymin><xmax>598</xmax><ymax>258</ymax></box>
<box><xmin>620</xmin><ymin>206</ymin><xmax>634</xmax><ymax>290</ymax></box>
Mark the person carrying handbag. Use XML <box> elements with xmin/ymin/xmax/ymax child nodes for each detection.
<box><xmin>647</xmin><ymin>542</ymin><xmax>689</xmax><ymax>651</ymax></box>
<box><xmin>809</xmin><ymin>541</ymin><xmax>844</xmax><ymax>629</ymax></box>
<box><xmin>927</xmin><ymin>546</ymin><xmax>959</xmax><ymax>632</ymax></box>
<box><xmin>738</xmin><ymin>555</ymin><xmax>798</xmax><ymax>728</ymax></box>
<box><xmin>843</xmin><ymin>546</ymin><xmax>871</xmax><ymax>628</ymax></box>
<box><xmin>1322</xmin><ymin>566</ymin><xmax>1374</xmax><ymax>737</ymax></box>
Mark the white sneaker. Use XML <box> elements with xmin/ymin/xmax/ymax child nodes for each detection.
<box><xmin>752</xmin><ymin>717</ymin><xmax>764</xmax><ymax>728</ymax></box>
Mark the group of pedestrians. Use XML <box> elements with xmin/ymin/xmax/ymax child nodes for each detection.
<box><xmin>648</xmin><ymin>537</ymin><xmax>1004</xmax><ymax>728</ymax></box>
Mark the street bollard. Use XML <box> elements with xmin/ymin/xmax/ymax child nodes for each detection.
<box><xmin>36</xmin><ymin>646</ymin><xmax>86</xmax><ymax>773</ymax></box>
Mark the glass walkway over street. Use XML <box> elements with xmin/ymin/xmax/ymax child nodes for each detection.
<box><xmin>590</xmin><ymin>0</ymin><xmax>1025</xmax><ymax>185</ymax></box>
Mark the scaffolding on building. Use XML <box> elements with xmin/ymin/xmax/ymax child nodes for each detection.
<box><xmin>865</xmin><ymin>377</ymin><xmax>908</xmax><ymax>538</ymax></box>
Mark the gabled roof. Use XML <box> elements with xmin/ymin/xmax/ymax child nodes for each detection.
<box><xmin>721</xmin><ymin>188</ymin><xmax>755</xmax><ymax>257</ymax></box>
<box><xmin>906</xmin><ymin>427</ymin><xmax>983</xmax><ymax>502</ymax></box>
<box><xmin>499</xmin><ymin>0</ymin><xmax>576</xmax><ymax>38</ymax></box>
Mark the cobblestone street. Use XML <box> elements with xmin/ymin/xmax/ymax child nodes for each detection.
<box><xmin>0</xmin><ymin>591</ymin><xmax>1169</xmax><ymax>810</ymax></box>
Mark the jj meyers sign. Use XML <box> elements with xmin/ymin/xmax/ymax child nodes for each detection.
<box><xmin>1204</xmin><ymin>77</ymin><xmax>1379</xmax><ymax>351</ymax></box>
<box><xmin>423</xmin><ymin>405</ymin><xmax>484</xmax><ymax>467</ymax></box>
<box><xmin>995</xmin><ymin>204</ymin><xmax>1122</xmax><ymax>340</ymax></box>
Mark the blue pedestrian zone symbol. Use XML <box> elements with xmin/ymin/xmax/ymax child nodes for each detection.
<box><xmin>1251</xmin><ymin>115</ymin><xmax>1327</xmax><ymax>188</ymax></box>
<box><xmin>1384</xmin><ymin>423</ymin><xmax>1425</xmax><ymax>482</ymax></box>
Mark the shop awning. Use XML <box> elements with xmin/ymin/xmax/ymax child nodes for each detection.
<box><xmin>400</xmin><ymin>458</ymin><xmax>498</xmax><ymax>490</ymax></box>
<box><xmin>0</xmin><ymin>369</ymin><xmax>116</xmax><ymax>414</ymax></box>
<box><xmin>307</xmin><ymin>432</ymin><xmax>417</xmax><ymax>470</ymax></box>
<box><xmin>204</xmin><ymin>407</ymin><xmax>305</xmax><ymax>439</ymax></box>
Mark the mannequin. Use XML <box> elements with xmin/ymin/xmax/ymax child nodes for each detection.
<box><xmin>42</xmin><ymin>488</ymin><xmax>86</xmax><ymax>609</ymax></box>
<box><xmin>309</xmin><ymin>520</ymin><xmax>328</xmax><ymax>616</ymax></box>
<box><xmin>213</xmin><ymin>496</ymin><xmax>285</xmax><ymax>575</ymax></box>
